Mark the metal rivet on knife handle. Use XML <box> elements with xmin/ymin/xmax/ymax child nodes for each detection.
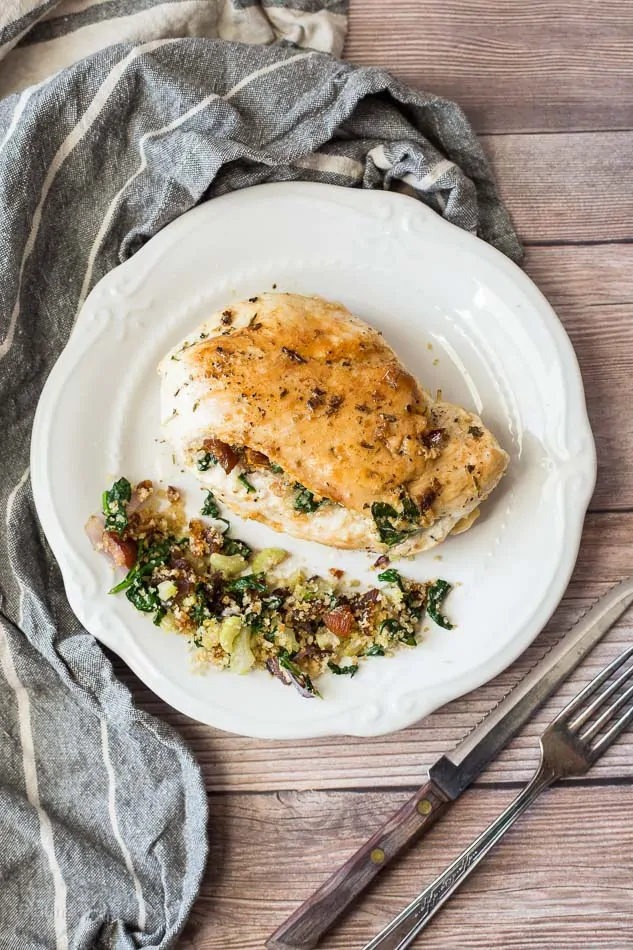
<box><xmin>265</xmin><ymin>780</ymin><xmax>451</xmax><ymax>950</ymax></box>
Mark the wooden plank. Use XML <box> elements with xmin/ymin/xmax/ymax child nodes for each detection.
<box><xmin>523</xmin><ymin>244</ymin><xmax>633</xmax><ymax>511</ymax></box>
<box><xmin>525</xmin><ymin>244</ymin><xmax>633</xmax><ymax>305</ymax></box>
<box><xmin>483</xmin><ymin>132</ymin><xmax>633</xmax><ymax>243</ymax></box>
<box><xmin>346</xmin><ymin>0</ymin><xmax>633</xmax><ymax>135</ymax></box>
<box><xmin>178</xmin><ymin>785</ymin><xmax>633</xmax><ymax>949</ymax></box>
<box><xmin>115</xmin><ymin>513</ymin><xmax>633</xmax><ymax>793</ymax></box>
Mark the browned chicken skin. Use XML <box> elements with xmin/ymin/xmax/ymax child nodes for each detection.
<box><xmin>159</xmin><ymin>294</ymin><xmax>509</xmax><ymax>554</ymax></box>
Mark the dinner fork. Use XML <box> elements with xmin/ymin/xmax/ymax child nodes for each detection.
<box><xmin>364</xmin><ymin>642</ymin><xmax>633</xmax><ymax>950</ymax></box>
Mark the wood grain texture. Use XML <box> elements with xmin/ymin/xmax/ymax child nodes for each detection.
<box><xmin>177</xmin><ymin>785</ymin><xmax>633</xmax><ymax>949</ymax></box>
<box><xmin>114</xmin><ymin>512</ymin><xmax>633</xmax><ymax>793</ymax></box>
<box><xmin>483</xmin><ymin>132</ymin><xmax>633</xmax><ymax>243</ymax></box>
<box><xmin>523</xmin><ymin>245</ymin><xmax>633</xmax><ymax>510</ymax></box>
<box><xmin>345</xmin><ymin>0</ymin><xmax>633</xmax><ymax>135</ymax></box>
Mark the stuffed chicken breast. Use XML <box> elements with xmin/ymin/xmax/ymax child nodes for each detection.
<box><xmin>158</xmin><ymin>293</ymin><xmax>508</xmax><ymax>554</ymax></box>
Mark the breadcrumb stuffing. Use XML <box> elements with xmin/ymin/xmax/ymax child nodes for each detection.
<box><xmin>90</xmin><ymin>479</ymin><xmax>454</xmax><ymax>698</ymax></box>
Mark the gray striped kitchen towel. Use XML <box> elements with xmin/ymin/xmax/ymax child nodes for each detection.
<box><xmin>0</xmin><ymin>3</ymin><xmax>520</xmax><ymax>949</ymax></box>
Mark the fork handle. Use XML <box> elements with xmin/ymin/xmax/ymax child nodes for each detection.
<box><xmin>363</xmin><ymin>765</ymin><xmax>556</xmax><ymax>950</ymax></box>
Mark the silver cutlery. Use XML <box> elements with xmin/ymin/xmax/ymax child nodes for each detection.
<box><xmin>267</xmin><ymin>579</ymin><xmax>633</xmax><ymax>950</ymax></box>
<box><xmin>364</xmin><ymin>641</ymin><xmax>633</xmax><ymax>950</ymax></box>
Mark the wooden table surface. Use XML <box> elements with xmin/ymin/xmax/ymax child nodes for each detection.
<box><xmin>117</xmin><ymin>3</ymin><xmax>633</xmax><ymax>947</ymax></box>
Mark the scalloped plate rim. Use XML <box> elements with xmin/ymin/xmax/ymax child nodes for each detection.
<box><xmin>31</xmin><ymin>182</ymin><xmax>597</xmax><ymax>738</ymax></box>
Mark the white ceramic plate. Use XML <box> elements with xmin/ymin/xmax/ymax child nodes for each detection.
<box><xmin>31</xmin><ymin>182</ymin><xmax>596</xmax><ymax>738</ymax></box>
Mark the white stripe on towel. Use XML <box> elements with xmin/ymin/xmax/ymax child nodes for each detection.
<box><xmin>5</xmin><ymin>466</ymin><xmax>30</xmax><ymax>624</ymax></box>
<box><xmin>264</xmin><ymin>6</ymin><xmax>346</xmax><ymax>57</ymax></box>
<box><xmin>403</xmin><ymin>159</ymin><xmax>456</xmax><ymax>191</ymax></box>
<box><xmin>0</xmin><ymin>78</ymin><xmax>52</xmax><ymax>156</ymax></box>
<box><xmin>76</xmin><ymin>49</ymin><xmax>315</xmax><ymax>312</ymax></box>
<box><xmin>0</xmin><ymin>37</ymin><xmax>177</xmax><ymax>362</ymax></box>
<box><xmin>0</xmin><ymin>1</ymin><xmax>217</xmax><ymax>97</ymax></box>
<box><xmin>0</xmin><ymin>620</ymin><xmax>69</xmax><ymax>950</ymax></box>
<box><xmin>294</xmin><ymin>152</ymin><xmax>364</xmax><ymax>179</ymax></box>
<box><xmin>367</xmin><ymin>144</ymin><xmax>392</xmax><ymax>171</ymax></box>
<box><xmin>100</xmin><ymin>719</ymin><xmax>147</xmax><ymax>931</ymax></box>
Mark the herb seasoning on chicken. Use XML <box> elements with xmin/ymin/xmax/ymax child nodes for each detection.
<box><xmin>158</xmin><ymin>293</ymin><xmax>509</xmax><ymax>555</ymax></box>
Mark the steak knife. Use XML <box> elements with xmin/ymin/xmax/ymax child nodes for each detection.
<box><xmin>266</xmin><ymin>577</ymin><xmax>633</xmax><ymax>950</ymax></box>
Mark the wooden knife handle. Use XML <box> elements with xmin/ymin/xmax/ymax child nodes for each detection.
<box><xmin>266</xmin><ymin>779</ymin><xmax>451</xmax><ymax>950</ymax></box>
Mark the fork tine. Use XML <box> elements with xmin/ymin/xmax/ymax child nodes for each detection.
<box><xmin>581</xmin><ymin>679</ymin><xmax>633</xmax><ymax>742</ymax></box>
<box><xmin>588</xmin><ymin>700</ymin><xmax>633</xmax><ymax>760</ymax></box>
<box><xmin>556</xmin><ymin>643</ymin><xmax>633</xmax><ymax>724</ymax></box>
<box><xmin>570</xmin><ymin>659</ymin><xmax>633</xmax><ymax>732</ymax></box>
